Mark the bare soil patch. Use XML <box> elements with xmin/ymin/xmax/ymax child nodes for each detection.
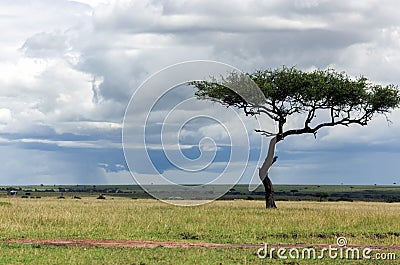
<box><xmin>5</xmin><ymin>239</ymin><xmax>400</xmax><ymax>250</ymax></box>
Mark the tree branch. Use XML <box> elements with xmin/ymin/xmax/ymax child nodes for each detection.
<box><xmin>283</xmin><ymin>114</ymin><xmax>370</xmax><ymax>138</ymax></box>
<box><xmin>304</xmin><ymin>104</ymin><xmax>316</xmax><ymax>129</ymax></box>
<box><xmin>254</xmin><ymin>129</ymin><xmax>276</xmax><ymax>137</ymax></box>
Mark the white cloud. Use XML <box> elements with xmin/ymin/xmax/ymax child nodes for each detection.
<box><xmin>0</xmin><ymin>108</ymin><xmax>11</xmax><ymax>122</ymax></box>
<box><xmin>0</xmin><ymin>0</ymin><xmax>399</xmax><ymax>185</ymax></box>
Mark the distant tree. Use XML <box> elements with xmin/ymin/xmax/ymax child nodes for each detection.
<box><xmin>192</xmin><ymin>66</ymin><xmax>400</xmax><ymax>208</ymax></box>
<box><xmin>314</xmin><ymin>192</ymin><xmax>329</xmax><ymax>202</ymax></box>
<box><xmin>290</xmin><ymin>189</ymin><xmax>299</xmax><ymax>196</ymax></box>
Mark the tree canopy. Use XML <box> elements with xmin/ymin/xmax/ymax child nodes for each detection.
<box><xmin>193</xmin><ymin>66</ymin><xmax>400</xmax><ymax>142</ymax></box>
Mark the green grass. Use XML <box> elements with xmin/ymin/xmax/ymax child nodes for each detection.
<box><xmin>0</xmin><ymin>198</ymin><xmax>399</xmax><ymax>264</ymax></box>
<box><xmin>0</xmin><ymin>244</ymin><xmax>398</xmax><ymax>264</ymax></box>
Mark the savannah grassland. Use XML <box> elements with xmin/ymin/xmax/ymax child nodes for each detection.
<box><xmin>0</xmin><ymin>198</ymin><xmax>399</xmax><ymax>264</ymax></box>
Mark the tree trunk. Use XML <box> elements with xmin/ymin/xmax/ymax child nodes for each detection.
<box><xmin>258</xmin><ymin>135</ymin><xmax>279</xmax><ymax>209</ymax></box>
<box><xmin>262</xmin><ymin>175</ymin><xmax>276</xmax><ymax>208</ymax></box>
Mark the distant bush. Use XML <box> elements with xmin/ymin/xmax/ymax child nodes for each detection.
<box><xmin>179</xmin><ymin>232</ymin><xmax>199</xmax><ymax>240</ymax></box>
<box><xmin>384</xmin><ymin>196</ymin><xmax>400</xmax><ymax>203</ymax></box>
<box><xmin>58</xmin><ymin>196</ymin><xmax>65</xmax><ymax>199</ymax></box>
<box><xmin>336</xmin><ymin>197</ymin><xmax>353</xmax><ymax>202</ymax></box>
<box><xmin>276</xmin><ymin>198</ymin><xmax>289</xmax><ymax>201</ymax></box>
<box><xmin>21</xmin><ymin>195</ymin><xmax>29</xmax><ymax>198</ymax></box>
<box><xmin>73</xmin><ymin>196</ymin><xmax>81</xmax><ymax>199</ymax></box>
<box><xmin>97</xmin><ymin>194</ymin><xmax>106</xmax><ymax>200</ymax></box>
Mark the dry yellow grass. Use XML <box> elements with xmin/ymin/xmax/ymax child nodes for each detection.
<box><xmin>0</xmin><ymin>198</ymin><xmax>399</xmax><ymax>247</ymax></box>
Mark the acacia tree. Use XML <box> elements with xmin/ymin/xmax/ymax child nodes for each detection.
<box><xmin>192</xmin><ymin>66</ymin><xmax>400</xmax><ymax>208</ymax></box>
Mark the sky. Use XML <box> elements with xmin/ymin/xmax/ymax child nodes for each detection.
<box><xmin>0</xmin><ymin>0</ymin><xmax>399</xmax><ymax>186</ymax></box>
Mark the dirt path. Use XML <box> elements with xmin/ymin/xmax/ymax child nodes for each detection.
<box><xmin>5</xmin><ymin>239</ymin><xmax>400</xmax><ymax>250</ymax></box>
